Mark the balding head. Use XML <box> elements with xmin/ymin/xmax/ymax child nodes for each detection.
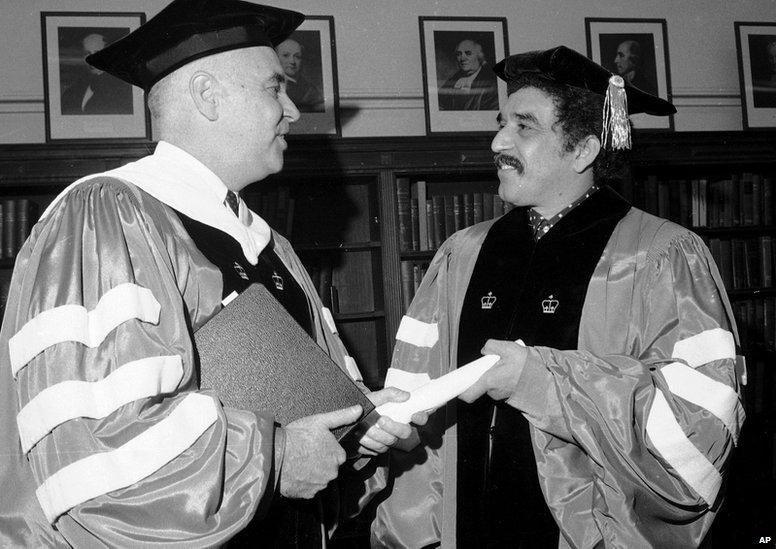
<box><xmin>147</xmin><ymin>45</ymin><xmax>299</xmax><ymax>190</ymax></box>
<box><xmin>455</xmin><ymin>39</ymin><xmax>486</xmax><ymax>75</ymax></box>
<box><xmin>82</xmin><ymin>33</ymin><xmax>107</xmax><ymax>74</ymax></box>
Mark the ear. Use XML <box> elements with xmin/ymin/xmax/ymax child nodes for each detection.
<box><xmin>572</xmin><ymin>135</ymin><xmax>601</xmax><ymax>174</ymax></box>
<box><xmin>189</xmin><ymin>71</ymin><xmax>219</xmax><ymax>122</ymax></box>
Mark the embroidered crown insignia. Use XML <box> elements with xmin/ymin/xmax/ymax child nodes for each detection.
<box><xmin>233</xmin><ymin>262</ymin><xmax>249</xmax><ymax>281</ymax></box>
<box><xmin>272</xmin><ymin>271</ymin><xmax>284</xmax><ymax>290</ymax></box>
<box><xmin>542</xmin><ymin>295</ymin><xmax>559</xmax><ymax>314</ymax></box>
<box><xmin>481</xmin><ymin>292</ymin><xmax>497</xmax><ymax>310</ymax></box>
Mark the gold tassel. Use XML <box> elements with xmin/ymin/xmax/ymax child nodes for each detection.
<box><xmin>601</xmin><ymin>75</ymin><xmax>631</xmax><ymax>150</ymax></box>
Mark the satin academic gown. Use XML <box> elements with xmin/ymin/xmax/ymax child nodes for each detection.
<box><xmin>0</xmin><ymin>143</ymin><xmax>384</xmax><ymax>547</ymax></box>
<box><xmin>372</xmin><ymin>187</ymin><xmax>744</xmax><ymax>548</ymax></box>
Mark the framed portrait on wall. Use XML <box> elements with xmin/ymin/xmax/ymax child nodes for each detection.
<box><xmin>41</xmin><ymin>12</ymin><xmax>150</xmax><ymax>142</ymax></box>
<box><xmin>277</xmin><ymin>16</ymin><xmax>340</xmax><ymax>136</ymax></box>
<box><xmin>734</xmin><ymin>22</ymin><xmax>776</xmax><ymax>129</ymax></box>
<box><xmin>585</xmin><ymin>18</ymin><xmax>674</xmax><ymax>130</ymax></box>
<box><xmin>419</xmin><ymin>17</ymin><xmax>509</xmax><ymax>134</ymax></box>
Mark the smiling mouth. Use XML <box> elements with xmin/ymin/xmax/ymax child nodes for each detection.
<box><xmin>493</xmin><ymin>153</ymin><xmax>523</xmax><ymax>173</ymax></box>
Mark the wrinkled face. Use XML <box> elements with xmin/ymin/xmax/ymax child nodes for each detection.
<box><xmin>614</xmin><ymin>42</ymin><xmax>636</xmax><ymax>76</ymax></box>
<box><xmin>491</xmin><ymin>87</ymin><xmax>576</xmax><ymax>208</ymax></box>
<box><xmin>220</xmin><ymin>47</ymin><xmax>300</xmax><ymax>186</ymax></box>
<box><xmin>455</xmin><ymin>40</ymin><xmax>484</xmax><ymax>75</ymax></box>
<box><xmin>82</xmin><ymin>33</ymin><xmax>106</xmax><ymax>75</ymax></box>
<box><xmin>276</xmin><ymin>39</ymin><xmax>302</xmax><ymax>77</ymax></box>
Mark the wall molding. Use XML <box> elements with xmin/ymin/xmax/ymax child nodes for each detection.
<box><xmin>0</xmin><ymin>89</ymin><xmax>743</xmax><ymax>118</ymax></box>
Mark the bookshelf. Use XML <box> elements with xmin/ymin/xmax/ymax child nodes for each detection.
<box><xmin>1</xmin><ymin>132</ymin><xmax>775</xmax><ymax>543</ymax></box>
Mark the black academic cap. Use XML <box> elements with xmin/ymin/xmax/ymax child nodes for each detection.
<box><xmin>493</xmin><ymin>45</ymin><xmax>675</xmax><ymax>117</ymax></box>
<box><xmin>86</xmin><ymin>0</ymin><xmax>304</xmax><ymax>91</ymax></box>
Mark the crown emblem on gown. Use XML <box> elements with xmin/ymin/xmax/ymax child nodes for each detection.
<box><xmin>233</xmin><ymin>262</ymin><xmax>249</xmax><ymax>280</ymax></box>
<box><xmin>272</xmin><ymin>271</ymin><xmax>284</xmax><ymax>290</ymax></box>
<box><xmin>542</xmin><ymin>295</ymin><xmax>559</xmax><ymax>314</ymax></box>
<box><xmin>481</xmin><ymin>292</ymin><xmax>497</xmax><ymax>310</ymax></box>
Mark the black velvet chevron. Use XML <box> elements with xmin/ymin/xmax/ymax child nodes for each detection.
<box><xmin>174</xmin><ymin>211</ymin><xmax>314</xmax><ymax>337</ymax></box>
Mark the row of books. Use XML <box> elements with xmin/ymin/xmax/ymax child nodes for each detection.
<box><xmin>400</xmin><ymin>260</ymin><xmax>430</xmax><ymax>311</ymax></box>
<box><xmin>0</xmin><ymin>198</ymin><xmax>34</xmax><ymax>260</ymax></box>
<box><xmin>243</xmin><ymin>187</ymin><xmax>295</xmax><ymax>236</ymax></box>
<box><xmin>626</xmin><ymin>173</ymin><xmax>774</xmax><ymax>229</ymax></box>
<box><xmin>733</xmin><ymin>297</ymin><xmax>776</xmax><ymax>353</ymax></box>
<box><xmin>397</xmin><ymin>179</ymin><xmax>514</xmax><ymax>252</ymax></box>
<box><xmin>708</xmin><ymin>237</ymin><xmax>774</xmax><ymax>291</ymax></box>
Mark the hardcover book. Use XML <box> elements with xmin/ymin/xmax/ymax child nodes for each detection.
<box><xmin>196</xmin><ymin>283</ymin><xmax>376</xmax><ymax>441</ymax></box>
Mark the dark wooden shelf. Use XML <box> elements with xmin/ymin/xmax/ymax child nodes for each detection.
<box><xmin>694</xmin><ymin>225</ymin><xmax>776</xmax><ymax>237</ymax></box>
<box><xmin>728</xmin><ymin>287</ymin><xmax>776</xmax><ymax>298</ymax></box>
<box><xmin>294</xmin><ymin>241</ymin><xmax>381</xmax><ymax>252</ymax></box>
<box><xmin>332</xmin><ymin>310</ymin><xmax>385</xmax><ymax>322</ymax></box>
<box><xmin>400</xmin><ymin>249</ymin><xmax>436</xmax><ymax>260</ymax></box>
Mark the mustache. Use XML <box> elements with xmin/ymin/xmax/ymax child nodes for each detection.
<box><xmin>493</xmin><ymin>153</ymin><xmax>524</xmax><ymax>173</ymax></box>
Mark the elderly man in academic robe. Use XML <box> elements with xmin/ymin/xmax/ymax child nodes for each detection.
<box><xmin>0</xmin><ymin>1</ymin><xmax>424</xmax><ymax>547</ymax></box>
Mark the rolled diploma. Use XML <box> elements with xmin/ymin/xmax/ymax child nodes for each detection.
<box><xmin>376</xmin><ymin>354</ymin><xmax>500</xmax><ymax>424</ymax></box>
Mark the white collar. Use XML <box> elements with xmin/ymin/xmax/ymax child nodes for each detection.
<box><xmin>42</xmin><ymin>141</ymin><xmax>272</xmax><ymax>265</ymax></box>
<box><xmin>454</xmin><ymin>67</ymin><xmax>483</xmax><ymax>88</ymax></box>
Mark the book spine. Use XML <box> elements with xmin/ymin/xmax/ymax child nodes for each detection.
<box><xmin>410</xmin><ymin>198</ymin><xmax>419</xmax><ymax>251</ymax></box>
<box><xmin>483</xmin><ymin>192</ymin><xmax>494</xmax><ymax>220</ymax></box>
<box><xmin>3</xmin><ymin>199</ymin><xmax>15</xmax><ymax>259</ymax></box>
<box><xmin>741</xmin><ymin>173</ymin><xmax>753</xmax><ymax>226</ymax></box>
<box><xmin>718</xmin><ymin>239</ymin><xmax>733</xmax><ymax>290</ymax></box>
<box><xmin>463</xmin><ymin>193</ymin><xmax>474</xmax><ymax>227</ymax></box>
<box><xmin>731</xmin><ymin>239</ymin><xmax>745</xmax><ymax>289</ymax></box>
<box><xmin>698</xmin><ymin>179</ymin><xmax>708</xmax><ymax>227</ymax></box>
<box><xmin>15</xmin><ymin>198</ymin><xmax>29</xmax><ymax>252</ymax></box>
<box><xmin>473</xmin><ymin>192</ymin><xmax>483</xmax><ymax>224</ymax></box>
<box><xmin>432</xmin><ymin>195</ymin><xmax>445</xmax><ymax>248</ymax></box>
<box><xmin>425</xmin><ymin>199</ymin><xmax>434</xmax><ymax>250</ymax></box>
<box><xmin>400</xmin><ymin>261</ymin><xmax>414</xmax><ymax>311</ymax></box>
<box><xmin>453</xmin><ymin>195</ymin><xmax>463</xmax><ymax>232</ymax></box>
<box><xmin>396</xmin><ymin>177</ymin><xmax>411</xmax><ymax>251</ymax></box>
<box><xmin>762</xmin><ymin>236</ymin><xmax>773</xmax><ymax>288</ymax></box>
<box><xmin>763</xmin><ymin>177</ymin><xmax>773</xmax><ymax>226</ymax></box>
<box><xmin>657</xmin><ymin>179</ymin><xmax>670</xmax><ymax>219</ymax></box>
<box><xmin>752</xmin><ymin>173</ymin><xmax>762</xmax><ymax>226</ymax></box>
<box><xmin>417</xmin><ymin>181</ymin><xmax>428</xmax><ymax>251</ymax></box>
<box><xmin>444</xmin><ymin>195</ymin><xmax>455</xmax><ymax>239</ymax></box>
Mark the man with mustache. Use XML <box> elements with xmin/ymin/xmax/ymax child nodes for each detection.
<box><xmin>373</xmin><ymin>46</ymin><xmax>743</xmax><ymax>548</ymax></box>
<box><xmin>0</xmin><ymin>1</ymin><xmax>423</xmax><ymax>546</ymax></box>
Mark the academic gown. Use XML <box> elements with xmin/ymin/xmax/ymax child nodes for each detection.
<box><xmin>0</xmin><ymin>143</ymin><xmax>384</xmax><ymax>547</ymax></box>
<box><xmin>372</xmin><ymin>187</ymin><xmax>744</xmax><ymax>548</ymax></box>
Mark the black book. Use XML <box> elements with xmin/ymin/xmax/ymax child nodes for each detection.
<box><xmin>195</xmin><ymin>283</ymin><xmax>377</xmax><ymax>441</ymax></box>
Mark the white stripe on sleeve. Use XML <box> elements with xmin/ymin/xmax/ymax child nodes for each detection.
<box><xmin>646</xmin><ymin>390</ymin><xmax>722</xmax><ymax>506</ymax></box>
<box><xmin>395</xmin><ymin>315</ymin><xmax>438</xmax><ymax>348</ymax></box>
<box><xmin>343</xmin><ymin>356</ymin><xmax>362</xmax><ymax>382</ymax></box>
<box><xmin>10</xmin><ymin>283</ymin><xmax>161</xmax><ymax>377</ymax></box>
<box><xmin>671</xmin><ymin>328</ymin><xmax>735</xmax><ymax>369</ymax></box>
<box><xmin>17</xmin><ymin>356</ymin><xmax>184</xmax><ymax>454</ymax></box>
<box><xmin>35</xmin><ymin>392</ymin><xmax>217</xmax><ymax>524</ymax></box>
<box><xmin>661</xmin><ymin>362</ymin><xmax>741</xmax><ymax>444</ymax></box>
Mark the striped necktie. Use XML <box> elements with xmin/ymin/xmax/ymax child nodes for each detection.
<box><xmin>225</xmin><ymin>191</ymin><xmax>240</xmax><ymax>216</ymax></box>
